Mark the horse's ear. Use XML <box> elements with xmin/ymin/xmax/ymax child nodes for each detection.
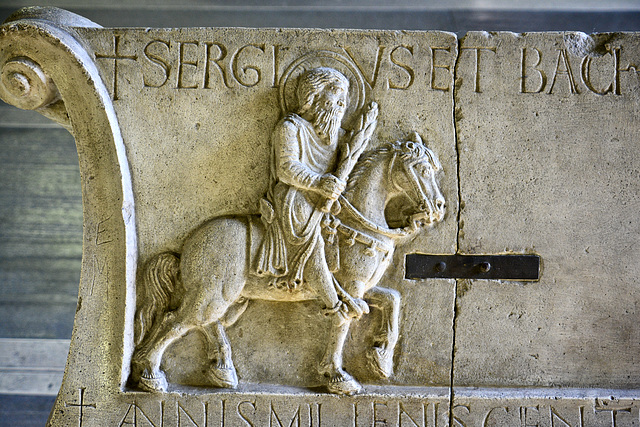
<box><xmin>409</xmin><ymin>131</ymin><xmax>424</xmax><ymax>146</ymax></box>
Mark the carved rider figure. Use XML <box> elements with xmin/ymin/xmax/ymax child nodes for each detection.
<box><xmin>256</xmin><ymin>67</ymin><xmax>367</xmax><ymax>317</ymax></box>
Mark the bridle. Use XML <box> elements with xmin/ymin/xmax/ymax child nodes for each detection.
<box><xmin>387</xmin><ymin>150</ymin><xmax>436</xmax><ymax>220</ymax></box>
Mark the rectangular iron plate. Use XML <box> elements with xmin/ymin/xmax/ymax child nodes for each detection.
<box><xmin>405</xmin><ymin>254</ymin><xmax>541</xmax><ymax>281</ymax></box>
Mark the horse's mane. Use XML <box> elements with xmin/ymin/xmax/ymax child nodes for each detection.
<box><xmin>346</xmin><ymin>143</ymin><xmax>395</xmax><ymax>191</ymax></box>
<box><xmin>346</xmin><ymin>140</ymin><xmax>441</xmax><ymax>192</ymax></box>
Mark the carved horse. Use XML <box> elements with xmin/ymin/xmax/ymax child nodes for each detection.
<box><xmin>131</xmin><ymin>134</ymin><xmax>445</xmax><ymax>395</ymax></box>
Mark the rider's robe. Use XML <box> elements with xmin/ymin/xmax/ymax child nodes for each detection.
<box><xmin>256</xmin><ymin>113</ymin><xmax>339</xmax><ymax>287</ymax></box>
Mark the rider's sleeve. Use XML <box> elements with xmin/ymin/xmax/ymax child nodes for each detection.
<box><xmin>274</xmin><ymin>120</ymin><xmax>323</xmax><ymax>191</ymax></box>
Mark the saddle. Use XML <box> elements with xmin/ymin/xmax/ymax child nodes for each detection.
<box><xmin>252</xmin><ymin>198</ymin><xmax>340</xmax><ymax>288</ymax></box>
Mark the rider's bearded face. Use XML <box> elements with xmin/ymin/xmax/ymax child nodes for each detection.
<box><xmin>312</xmin><ymin>82</ymin><xmax>348</xmax><ymax>145</ymax></box>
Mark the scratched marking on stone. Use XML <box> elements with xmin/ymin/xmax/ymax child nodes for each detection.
<box><xmin>95</xmin><ymin>34</ymin><xmax>137</xmax><ymax>100</ymax></box>
<box><xmin>65</xmin><ymin>388</ymin><xmax>96</xmax><ymax>427</ymax></box>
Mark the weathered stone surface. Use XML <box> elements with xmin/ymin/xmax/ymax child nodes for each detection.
<box><xmin>454</xmin><ymin>32</ymin><xmax>640</xmax><ymax>388</ymax></box>
<box><xmin>3</xmin><ymin>6</ymin><xmax>640</xmax><ymax>426</ymax></box>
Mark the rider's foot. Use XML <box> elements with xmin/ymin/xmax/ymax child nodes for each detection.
<box><xmin>322</xmin><ymin>301</ymin><xmax>343</xmax><ymax>315</ymax></box>
<box><xmin>342</xmin><ymin>296</ymin><xmax>369</xmax><ymax>319</ymax></box>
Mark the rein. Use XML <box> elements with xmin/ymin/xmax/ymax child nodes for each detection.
<box><xmin>338</xmin><ymin>196</ymin><xmax>410</xmax><ymax>239</ymax></box>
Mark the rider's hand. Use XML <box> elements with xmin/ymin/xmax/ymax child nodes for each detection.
<box><xmin>317</xmin><ymin>174</ymin><xmax>346</xmax><ymax>200</ymax></box>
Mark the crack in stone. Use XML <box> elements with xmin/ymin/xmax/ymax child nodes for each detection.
<box><xmin>448</xmin><ymin>33</ymin><xmax>463</xmax><ymax>427</ymax></box>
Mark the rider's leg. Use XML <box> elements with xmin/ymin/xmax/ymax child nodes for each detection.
<box><xmin>306</xmin><ymin>240</ymin><xmax>368</xmax><ymax>319</ymax></box>
<box><xmin>305</xmin><ymin>238</ymin><xmax>341</xmax><ymax>311</ymax></box>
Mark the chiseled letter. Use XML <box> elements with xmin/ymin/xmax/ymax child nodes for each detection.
<box><xmin>595</xmin><ymin>406</ymin><xmax>632</xmax><ymax>427</ymax></box>
<box><xmin>520</xmin><ymin>47</ymin><xmax>547</xmax><ymax>93</ymax></box>
<box><xmin>581</xmin><ymin>55</ymin><xmax>614</xmax><ymax>95</ymax></box>
<box><xmin>118</xmin><ymin>401</ymin><xmax>165</xmax><ymax>427</ymax></box>
<box><xmin>549</xmin><ymin>405</ymin><xmax>584</xmax><ymax>427</ymax></box>
<box><xmin>452</xmin><ymin>405</ymin><xmax>470</xmax><ymax>427</ymax></box>
<box><xmin>373</xmin><ymin>401</ymin><xmax>389</xmax><ymax>426</ymax></box>
<box><xmin>237</xmin><ymin>400</ymin><xmax>257</xmax><ymax>427</ymax></box>
<box><xmin>613</xmin><ymin>46</ymin><xmax>639</xmax><ymax>95</ymax></box>
<box><xmin>231</xmin><ymin>44</ymin><xmax>266</xmax><ymax>88</ymax></box>
<box><xmin>270</xmin><ymin>402</ymin><xmax>301</xmax><ymax>427</ymax></box>
<box><xmin>461</xmin><ymin>46</ymin><xmax>497</xmax><ymax>93</ymax></box>
<box><xmin>520</xmin><ymin>405</ymin><xmax>540</xmax><ymax>427</ymax></box>
<box><xmin>547</xmin><ymin>49</ymin><xmax>580</xmax><ymax>94</ymax></box>
<box><xmin>388</xmin><ymin>45</ymin><xmax>415</xmax><ymax>90</ymax></box>
<box><xmin>430</xmin><ymin>46</ymin><xmax>453</xmax><ymax>91</ymax></box>
<box><xmin>143</xmin><ymin>40</ymin><xmax>171</xmax><ymax>88</ymax></box>
<box><xmin>482</xmin><ymin>407</ymin><xmax>507</xmax><ymax>426</ymax></box>
<box><xmin>177</xmin><ymin>41</ymin><xmax>200</xmax><ymax>89</ymax></box>
<box><xmin>344</xmin><ymin>46</ymin><xmax>386</xmax><ymax>89</ymax></box>
<box><xmin>204</xmin><ymin>42</ymin><xmax>232</xmax><ymax>88</ymax></box>
<box><xmin>398</xmin><ymin>401</ymin><xmax>423</xmax><ymax>426</ymax></box>
<box><xmin>178</xmin><ymin>402</ymin><xmax>207</xmax><ymax>427</ymax></box>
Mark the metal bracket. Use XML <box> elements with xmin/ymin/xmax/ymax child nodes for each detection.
<box><xmin>405</xmin><ymin>254</ymin><xmax>541</xmax><ymax>281</ymax></box>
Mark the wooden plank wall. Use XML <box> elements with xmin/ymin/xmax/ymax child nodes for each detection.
<box><xmin>0</xmin><ymin>1</ymin><xmax>639</xmax><ymax>424</ymax></box>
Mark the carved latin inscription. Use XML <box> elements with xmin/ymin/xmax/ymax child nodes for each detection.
<box><xmin>92</xmin><ymin>36</ymin><xmax>441</xmax><ymax>99</ymax></box>
<box><xmin>520</xmin><ymin>46</ymin><xmax>638</xmax><ymax>95</ymax></box>
<box><xmin>92</xmin><ymin>33</ymin><xmax>640</xmax><ymax>99</ymax></box>
<box><xmin>111</xmin><ymin>396</ymin><xmax>640</xmax><ymax>427</ymax></box>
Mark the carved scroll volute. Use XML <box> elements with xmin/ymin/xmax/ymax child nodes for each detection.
<box><xmin>0</xmin><ymin>5</ymin><xmax>137</xmax><ymax>399</ymax></box>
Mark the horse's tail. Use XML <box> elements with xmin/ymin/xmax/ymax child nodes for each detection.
<box><xmin>134</xmin><ymin>252</ymin><xmax>182</xmax><ymax>346</ymax></box>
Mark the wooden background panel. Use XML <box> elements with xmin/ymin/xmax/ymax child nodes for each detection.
<box><xmin>3</xmin><ymin>6</ymin><xmax>640</xmax><ymax>31</ymax></box>
<box><xmin>0</xmin><ymin>126</ymin><xmax>82</xmax><ymax>339</ymax></box>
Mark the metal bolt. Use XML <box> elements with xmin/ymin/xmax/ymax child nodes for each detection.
<box><xmin>479</xmin><ymin>262</ymin><xmax>491</xmax><ymax>273</ymax></box>
<box><xmin>434</xmin><ymin>262</ymin><xmax>446</xmax><ymax>272</ymax></box>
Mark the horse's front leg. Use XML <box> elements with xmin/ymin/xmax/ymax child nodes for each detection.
<box><xmin>363</xmin><ymin>286</ymin><xmax>401</xmax><ymax>378</ymax></box>
<box><xmin>318</xmin><ymin>314</ymin><xmax>362</xmax><ymax>395</ymax></box>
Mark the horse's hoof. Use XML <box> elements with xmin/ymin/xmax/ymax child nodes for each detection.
<box><xmin>367</xmin><ymin>347</ymin><xmax>394</xmax><ymax>379</ymax></box>
<box><xmin>138</xmin><ymin>370</ymin><xmax>168</xmax><ymax>392</ymax></box>
<box><xmin>326</xmin><ymin>370</ymin><xmax>362</xmax><ymax>396</ymax></box>
<box><xmin>208</xmin><ymin>363</ymin><xmax>238</xmax><ymax>388</ymax></box>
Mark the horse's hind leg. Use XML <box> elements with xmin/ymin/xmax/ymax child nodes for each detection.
<box><xmin>200</xmin><ymin>321</ymin><xmax>238</xmax><ymax>388</ymax></box>
<box><xmin>198</xmin><ymin>297</ymin><xmax>249</xmax><ymax>388</ymax></box>
<box><xmin>220</xmin><ymin>297</ymin><xmax>249</xmax><ymax>328</ymax></box>
<box><xmin>133</xmin><ymin>308</ymin><xmax>196</xmax><ymax>392</ymax></box>
<box><xmin>363</xmin><ymin>286</ymin><xmax>401</xmax><ymax>378</ymax></box>
<box><xmin>136</xmin><ymin>289</ymin><xmax>234</xmax><ymax>392</ymax></box>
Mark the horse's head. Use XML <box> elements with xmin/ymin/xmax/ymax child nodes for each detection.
<box><xmin>344</xmin><ymin>132</ymin><xmax>445</xmax><ymax>234</ymax></box>
<box><xmin>386</xmin><ymin>132</ymin><xmax>445</xmax><ymax>229</ymax></box>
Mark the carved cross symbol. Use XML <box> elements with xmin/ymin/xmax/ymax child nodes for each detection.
<box><xmin>65</xmin><ymin>388</ymin><xmax>96</xmax><ymax>427</ymax></box>
<box><xmin>405</xmin><ymin>254</ymin><xmax>540</xmax><ymax>281</ymax></box>
<box><xmin>95</xmin><ymin>34</ymin><xmax>137</xmax><ymax>101</ymax></box>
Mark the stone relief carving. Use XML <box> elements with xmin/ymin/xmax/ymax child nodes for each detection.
<box><xmin>9</xmin><ymin>8</ymin><xmax>640</xmax><ymax>426</ymax></box>
<box><xmin>130</xmin><ymin>64</ymin><xmax>446</xmax><ymax>396</ymax></box>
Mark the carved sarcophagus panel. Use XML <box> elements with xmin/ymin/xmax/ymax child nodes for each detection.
<box><xmin>2</xmin><ymin>7</ymin><xmax>639</xmax><ymax>426</ymax></box>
